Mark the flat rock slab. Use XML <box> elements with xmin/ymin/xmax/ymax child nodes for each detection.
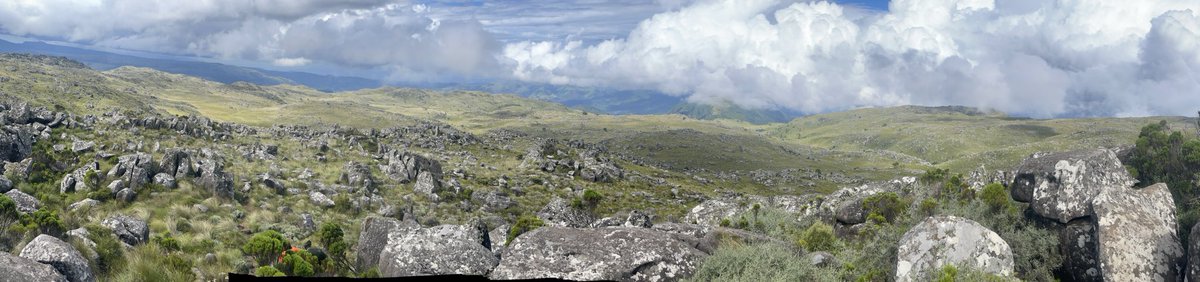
<box><xmin>491</xmin><ymin>226</ymin><xmax>707</xmax><ymax>282</ymax></box>
<box><xmin>895</xmin><ymin>215</ymin><xmax>1014</xmax><ymax>282</ymax></box>
<box><xmin>0</xmin><ymin>252</ymin><xmax>67</xmax><ymax>282</ymax></box>
<box><xmin>1092</xmin><ymin>183</ymin><xmax>1183</xmax><ymax>281</ymax></box>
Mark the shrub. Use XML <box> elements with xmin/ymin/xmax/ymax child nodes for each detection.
<box><xmin>507</xmin><ymin>215</ymin><xmax>545</xmax><ymax>246</ymax></box>
<box><xmin>979</xmin><ymin>183</ymin><xmax>1010</xmax><ymax>210</ymax></box>
<box><xmin>862</xmin><ymin>192</ymin><xmax>907</xmax><ymax>224</ymax></box>
<box><xmin>935</xmin><ymin>264</ymin><xmax>958</xmax><ymax>282</ymax></box>
<box><xmin>175</xmin><ymin>221</ymin><xmax>193</xmax><ymax>233</ymax></box>
<box><xmin>796</xmin><ymin>222</ymin><xmax>837</xmax><ymax>252</ymax></box>
<box><xmin>153</xmin><ymin>233</ymin><xmax>181</xmax><ymax>252</ymax></box>
<box><xmin>256</xmin><ymin>266</ymin><xmax>285</xmax><ymax>277</ymax></box>
<box><xmin>0</xmin><ymin>194</ymin><xmax>17</xmax><ymax>222</ymax></box>
<box><xmin>581</xmin><ymin>189</ymin><xmax>602</xmax><ymax>209</ymax></box>
<box><xmin>242</xmin><ymin>230</ymin><xmax>288</xmax><ymax>265</ymax></box>
<box><xmin>943</xmin><ymin>174</ymin><xmax>971</xmax><ymax>201</ymax></box>
<box><xmin>280</xmin><ymin>249</ymin><xmax>318</xmax><ymax>277</ymax></box>
<box><xmin>689</xmin><ymin>242</ymin><xmax>837</xmax><ymax>282</ymax></box>
<box><xmin>920</xmin><ymin>168</ymin><xmax>950</xmax><ymax>183</ymax></box>
<box><xmin>85</xmin><ymin>225</ymin><xmax>126</xmax><ymax>275</ymax></box>
<box><xmin>918</xmin><ymin>198</ymin><xmax>938</xmax><ymax>216</ymax></box>
<box><xmin>21</xmin><ymin>207</ymin><xmax>65</xmax><ymax>237</ymax></box>
<box><xmin>317</xmin><ymin>222</ymin><xmax>348</xmax><ymax>264</ymax></box>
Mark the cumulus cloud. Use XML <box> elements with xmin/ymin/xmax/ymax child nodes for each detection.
<box><xmin>503</xmin><ymin>0</ymin><xmax>1200</xmax><ymax>117</ymax></box>
<box><xmin>0</xmin><ymin>0</ymin><xmax>501</xmax><ymax>78</ymax></box>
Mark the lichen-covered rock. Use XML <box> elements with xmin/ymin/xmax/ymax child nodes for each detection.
<box><xmin>101</xmin><ymin>215</ymin><xmax>149</xmax><ymax>246</ymax></box>
<box><xmin>0</xmin><ymin>175</ymin><xmax>11</xmax><ymax>193</ymax></box>
<box><xmin>152</xmin><ymin>173</ymin><xmax>176</xmax><ymax>189</ymax></box>
<box><xmin>158</xmin><ymin>148</ymin><xmax>193</xmax><ymax>179</ymax></box>
<box><xmin>115</xmin><ymin>188</ymin><xmax>136</xmax><ymax>202</ymax></box>
<box><xmin>1091</xmin><ymin>183</ymin><xmax>1182</xmax><ymax>281</ymax></box>
<box><xmin>355</xmin><ymin>217</ymin><xmax>420</xmax><ymax>270</ymax></box>
<box><xmin>491</xmin><ymin>226</ymin><xmax>707</xmax><ymax>281</ymax></box>
<box><xmin>70</xmin><ymin>141</ymin><xmax>94</xmax><ymax>153</ymax></box>
<box><xmin>1010</xmin><ymin>149</ymin><xmax>1135</xmax><ymax>223</ymax></box>
<box><xmin>0</xmin><ymin>125</ymin><xmax>38</xmax><ymax>162</ymax></box>
<box><xmin>107</xmin><ymin>153</ymin><xmax>157</xmax><ymax>190</ymax></box>
<box><xmin>1188</xmin><ymin>222</ymin><xmax>1200</xmax><ymax>282</ymax></box>
<box><xmin>5</xmin><ymin>189</ymin><xmax>39</xmax><ymax>214</ymax></box>
<box><xmin>536</xmin><ymin>197</ymin><xmax>595</xmax><ymax>228</ymax></box>
<box><xmin>67</xmin><ymin>199</ymin><xmax>99</xmax><ymax>212</ymax></box>
<box><xmin>378</xmin><ymin>224</ymin><xmax>496</xmax><ymax>277</ymax></box>
<box><xmin>472</xmin><ymin>191</ymin><xmax>514</xmax><ymax>212</ymax></box>
<box><xmin>195</xmin><ymin>149</ymin><xmax>234</xmax><ymax>199</ymax></box>
<box><xmin>19</xmin><ymin>234</ymin><xmax>94</xmax><ymax>282</ymax></box>
<box><xmin>381</xmin><ymin>151</ymin><xmax>442</xmax><ymax>183</ymax></box>
<box><xmin>1060</xmin><ymin>219</ymin><xmax>1101</xmax><ymax>282</ymax></box>
<box><xmin>412</xmin><ymin>171</ymin><xmax>442</xmax><ymax>201</ymax></box>
<box><xmin>895</xmin><ymin>215</ymin><xmax>1014</xmax><ymax>282</ymax></box>
<box><xmin>625</xmin><ymin>210</ymin><xmax>653</xmax><ymax>228</ymax></box>
<box><xmin>576</xmin><ymin>149</ymin><xmax>623</xmax><ymax>182</ymax></box>
<box><xmin>309</xmin><ymin>191</ymin><xmax>335</xmax><ymax>207</ymax></box>
<box><xmin>340</xmin><ymin>161</ymin><xmax>375</xmax><ymax>191</ymax></box>
<box><xmin>0</xmin><ymin>252</ymin><xmax>67</xmax><ymax>282</ymax></box>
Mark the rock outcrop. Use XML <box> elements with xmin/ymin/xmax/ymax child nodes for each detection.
<box><xmin>895</xmin><ymin>215</ymin><xmax>1014</xmax><ymax>282</ymax></box>
<box><xmin>1091</xmin><ymin>183</ymin><xmax>1182</xmax><ymax>281</ymax></box>
<box><xmin>194</xmin><ymin>149</ymin><xmax>234</xmax><ymax>199</ymax></box>
<box><xmin>101</xmin><ymin>215</ymin><xmax>149</xmax><ymax>246</ymax></box>
<box><xmin>536</xmin><ymin>197</ymin><xmax>595</xmax><ymax>228</ymax></box>
<box><xmin>355</xmin><ymin>217</ymin><xmax>420</xmax><ymax>270</ymax></box>
<box><xmin>378</xmin><ymin>224</ymin><xmax>496</xmax><ymax>277</ymax></box>
<box><xmin>381</xmin><ymin>150</ymin><xmax>442</xmax><ymax>183</ymax></box>
<box><xmin>1060</xmin><ymin>219</ymin><xmax>1101</xmax><ymax>281</ymax></box>
<box><xmin>1010</xmin><ymin>149</ymin><xmax>1135</xmax><ymax>223</ymax></box>
<box><xmin>0</xmin><ymin>252</ymin><xmax>68</xmax><ymax>282</ymax></box>
<box><xmin>340</xmin><ymin>161</ymin><xmax>375</xmax><ymax>191</ymax></box>
<box><xmin>107</xmin><ymin>153</ymin><xmax>158</xmax><ymax>190</ymax></box>
<box><xmin>1189</xmin><ymin>222</ymin><xmax>1200</xmax><ymax>282</ymax></box>
<box><xmin>491</xmin><ymin>226</ymin><xmax>707</xmax><ymax>281</ymax></box>
<box><xmin>19</xmin><ymin>234</ymin><xmax>94</xmax><ymax>282</ymax></box>
<box><xmin>5</xmin><ymin>189</ymin><xmax>39</xmax><ymax>214</ymax></box>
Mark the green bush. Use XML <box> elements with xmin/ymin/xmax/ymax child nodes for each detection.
<box><xmin>256</xmin><ymin>266</ymin><xmax>285</xmax><ymax>277</ymax></box>
<box><xmin>242</xmin><ymin>230</ymin><xmax>288</xmax><ymax>265</ymax></box>
<box><xmin>862</xmin><ymin>192</ymin><xmax>907</xmax><ymax>224</ymax></box>
<box><xmin>153</xmin><ymin>233</ymin><xmax>181</xmax><ymax>252</ymax></box>
<box><xmin>175</xmin><ymin>221</ymin><xmax>193</xmax><ymax>233</ymax></box>
<box><xmin>280</xmin><ymin>249</ymin><xmax>318</xmax><ymax>277</ymax></box>
<box><xmin>979</xmin><ymin>183</ymin><xmax>1010</xmax><ymax>210</ymax></box>
<box><xmin>918</xmin><ymin>198</ymin><xmax>938</xmax><ymax>216</ymax></box>
<box><xmin>796</xmin><ymin>222</ymin><xmax>837</xmax><ymax>252</ymax></box>
<box><xmin>0</xmin><ymin>194</ymin><xmax>17</xmax><ymax>222</ymax></box>
<box><xmin>935</xmin><ymin>264</ymin><xmax>958</xmax><ymax>282</ymax></box>
<box><xmin>507</xmin><ymin>215</ymin><xmax>545</xmax><ymax>246</ymax></box>
<box><xmin>688</xmin><ymin>243</ymin><xmax>837</xmax><ymax>282</ymax></box>
<box><xmin>921</xmin><ymin>168</ymin><xmax>950</xmax><ymax>183</ymax></box>
<box><xmin>21</xmin><ymin>207</ymin><xmax>65</xmax><ymax>237</ymax></box>
<box><xmin>581</xmin><ymin>189</ymin><xmax>602</xmax><ymax>209</ymax></box>
<box><xmin>85</xmin><ymin>224</ymin><xmax>126</xmax><ymax>275</ymax></box>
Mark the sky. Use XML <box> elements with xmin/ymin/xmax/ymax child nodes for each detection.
<box><xmin>0</xmin><ymin>0</ymin><xmax>1197</xmax><ymax>118</ymax></box>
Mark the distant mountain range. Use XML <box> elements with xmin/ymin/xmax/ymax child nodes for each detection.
<box><xmin>0</xmin><ymin>38</ymin><xmax>798</xmax><ymax>123</ymax></box>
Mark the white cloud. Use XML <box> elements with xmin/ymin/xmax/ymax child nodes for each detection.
<box><xmin>0</xmin><ymin>0</ymin><xmax>501</xmax><ymax>78</ymax></box>
<box><xmin>502</xmin><ymin>0</ymin><xmax>1200</xmax><ymax>117</ymax></box>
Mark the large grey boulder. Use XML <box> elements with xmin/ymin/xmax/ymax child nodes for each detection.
<box><xmin>378</xmin><ymin>223</ymin><xmax>496</xmax><ymax>277</ymax></box>
<box><xmin>19</xmin><ymin>234</ymin><xmax>94</xmax><ymax>282</ymax></box>
<box><xmin>0</xmin><ymin>252</ymin><xmax>68</xmax><ymax>282</ymax></box>
<box><xmin>0</xmin><ymin>125</ymin><xmax>37</xmax><ymax>162</ymax></box>
<box><xmin>5</xmin><ymin>189</ymin><xmax>39</xmax><ymax>214</ymax></box>
<box><xmin>101</xmin><ymin>215</ymin><xmax>149</xmax><ymax>246</ymax></box>
<box><xmin>491</xmin><ymin>226</ymin><xmax>707</xmax><ymax>281</ymax></box>
<box><xmin>1010</xmin><ymin>149</ymin><xmax>1135</xmax><ymax>223</ymax></box>
<box><xmin>158</xmin><ymin>148</ymin><xmax>193</xmax><ymax>179</ymax></box>
<box><xmin>59</xmin><ymin>163</ymin><xmax>99</xmax><ymax>193</ymax></box>
<box><xmin>1060</xmin><ymin>219</ymin><xmax>1101</xmax><ymax>282</ymax></box>
<box><xmin>536</xmin><ymin>197</ymin><xmax>595</xmax><ymax>228</ymax></box>
<box><xmin>309</xmin><ymin>191</ymin><xmax>335</xmax><ymax>207</ymax></box>
<box><xmin>895</xmin><ymin>215</ymin><xmax>1014</xmax><ymax>282</ymax></box>
<box><xmin>1091</xmin><ymin>183</ymin><xmax>1183</xmax><ymax>281</ymax></box>
<box><xmin>355</xmin><ymin>217</ymin><xmax>420</xmax><ymax>270</ymax></box>
<box><xmin>1188</xmin><ymin>222</ymin><xmax>1200</xmax><ymax>282</ymax></box>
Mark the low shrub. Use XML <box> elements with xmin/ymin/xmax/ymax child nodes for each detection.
<box><xmin>796</xmin><ymin>222</ymin><xmax>837</xmax><ymax>252</ymax></box>
<box><xmin>507</xmin><ymin>215</ymin><xmax>545</xmax><ymax>245</ymax></box>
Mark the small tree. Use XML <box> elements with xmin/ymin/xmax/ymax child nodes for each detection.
<box><xmin>243</xmin><ymin>230</ymin><xmax>288</xmax><ymax>265</ymax></box>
